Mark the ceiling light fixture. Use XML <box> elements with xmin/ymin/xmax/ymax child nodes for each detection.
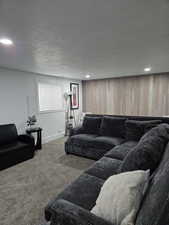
<box><xmin>0</xmin><ymin>38</ymin><xmax>13</xmax><ymax>46</ymax></box>
<box><xmin>144</xmin><ymin>67</ymin><xmax>152</xmax><ymax>72</ymax></box>
<box><xmin>85</xmin><ymin>74</ymin><xmax>91</xmax><ymax>79</ymax></box>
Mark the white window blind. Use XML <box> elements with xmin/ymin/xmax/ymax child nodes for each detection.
<box><xmin>38</xmin><ymin>83</ymin><xmax>63</xmax><ymax>112</ymax></box>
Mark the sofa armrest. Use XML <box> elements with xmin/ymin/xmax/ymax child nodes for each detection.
<box><xmin>69</xmin><ymin>126</ymin><xmax>85</xmax><ymax>136</ymax></box>
<box><xmin>18</xmin><ymin>134</ymin><xmax>35</xmax><ymax>146</ymax></box>
<box><xmin>50</xmin><ymin>199</ymin><xmax>113</xmax><ymax>225</ymax></box>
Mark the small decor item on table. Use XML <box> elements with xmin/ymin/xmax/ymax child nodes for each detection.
<box><xmin>70</xmin><ymin>83</ymin><xmax>79</xmax><ymax>110</ymax></box>
<box><xmin>27</xmin><ymin>115</ymin><xmax>37</xmax><ymax>127</ymax></box>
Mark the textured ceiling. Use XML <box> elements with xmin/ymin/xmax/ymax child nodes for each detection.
<box><xmin>0</xmin><ymin>0</ymin><xmax>169</xmax><ymax>80</ymax></box>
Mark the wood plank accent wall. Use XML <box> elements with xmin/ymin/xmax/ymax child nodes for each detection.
<box><xmin>82</xmin><ymin>73</ymin><xmax>169</xmax><ymax>116</ymax></box>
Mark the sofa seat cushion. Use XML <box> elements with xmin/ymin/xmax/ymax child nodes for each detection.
<box><xmin>105</xmin><ymin>141</ymin><xmax>138</xmax><ymax>160</ymax></box>
<box><xmin>45</xmin><ymin>173</ymin><xmax>104</xmax><ymax>221</ymax></box>
<box><xmin>85</xmin><ymin>157</ymin><xmax>122</xmax><ymax>180</ymax></box>
<box><xmin>70</xmin><ymin>134</ymin><xmax>124</xmax><ymax>150</ymax></box>
<box><xmin>70</xmin><ymin>134</ymin><xmax>98</xmax><ymax>147</ymax></box>
<box><xmin>0</xmin><ymin>141</ymin><xmax>29</xmax><ymax>155</ymax></box>
<box><xmin>93</xmin><ymin>136</ymin><xmax>124</xmax><ymax>150</ymax></box>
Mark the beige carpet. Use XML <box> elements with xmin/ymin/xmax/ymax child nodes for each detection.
<box><xmin>0</xmin><ymin>138</ymin><xmax>94</xmax><ymax>225</ymax></box>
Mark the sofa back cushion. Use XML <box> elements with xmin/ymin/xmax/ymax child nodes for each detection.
<box><xmin>120</xmin><ymin>123</ymin><xmax>169</xmax><ymax>173</ymax></box>
<box><xmin>83</xmin><ymin>116</ymin><xmax>102</xmax><ymax>134</ymax></box>
<box><xmin>135</xmin><ymin>141</ymin><xmax>169</xmax><ymax>225</ymax></box>
<box><xmin>0</xmin><ymin>124</ymin><xmax>18</xmax><ymax>146</ymax></box>
<box><xmin>99</xmin><ymin>116</ymin><xmax>126</xmax><ymax>138</ymax></box>
<box><xmin>125</xmin><ymin>119</ymin><xmax>162</xmax><ymax>141</ymax></box>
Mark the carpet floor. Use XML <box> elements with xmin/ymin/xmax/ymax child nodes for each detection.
<box><xmin>0</xmin><ymin>138</ymin><xmax>94</xmax><ymax>225</ymax></box>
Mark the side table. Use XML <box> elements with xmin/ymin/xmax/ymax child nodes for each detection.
<box><xmin>26</xmin><ymin>127</ymin><xmax>42</xmax><ymax>150</ymax></box>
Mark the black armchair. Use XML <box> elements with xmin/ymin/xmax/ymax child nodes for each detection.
<box><xmin>0</xmin><ymin>124</ymin><xmax>35</xmax><ymax>170</ymax></box>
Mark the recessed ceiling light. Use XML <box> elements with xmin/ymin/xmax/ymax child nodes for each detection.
<box><xmin>144</xmin><ymin>67</ymin><xmax>152</xmax><ymax>72</ymax></box>
<box><xmin>85</xmin><ymin>74</ymin><xmax>91</xmax><ymax>79</ymax></box>
<box><xmin>0</xmin><ymin>38</ymin><xmax>13</xmax><ymax>46</ymax></box>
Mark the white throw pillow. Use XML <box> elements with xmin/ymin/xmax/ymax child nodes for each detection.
<box><xmin>91</xmin><ymin>170</ymin><xmax>149</xmax><ymax>225</ymax></box>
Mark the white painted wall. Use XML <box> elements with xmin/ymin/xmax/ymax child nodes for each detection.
<box><xmin>0</xmin><ymin>68</ymin><xmax>82</xmax><ymax>143</ymax></box>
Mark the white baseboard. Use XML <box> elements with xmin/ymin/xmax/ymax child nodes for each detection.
<box><xmin>43</xmin><ymin>132</ymin><xmax>65</xmax><ymax>144</ymax></box>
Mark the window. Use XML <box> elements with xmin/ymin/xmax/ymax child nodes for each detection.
<box><xmin>38</xmin><ymin>82</ymin><xmax>63</xmax><ymax>112</ymax></box>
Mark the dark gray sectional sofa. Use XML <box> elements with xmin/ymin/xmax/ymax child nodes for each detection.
<box><xmin>44</xmin><ymin>115</ymin><xmax>169</xmax><ymax>225</ymax></box>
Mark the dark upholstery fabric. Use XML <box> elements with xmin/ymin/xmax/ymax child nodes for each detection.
<box><xmin>65</xmin><ymin>141</ymin><xmax>111</xmax><ymax>160</ymax></box>
<box><xmin>105</xmin><ymin>141</ymin><xmax>138</xmax><ymax>160</ymax></box>
<box><xmin>0</xmin><ymin>142</ymin><xmax>34</xmax><ymax>170</ymax></box>
<box><xmin>100</xmin><ymin>116</ymin><xmax>126</xmax><ymax>137</ymax></box>
<box><xmin>45</xmin><ymin>173</ymin><xmax>104</xmax><ymax>221</ymax></box>
<box><xmin>50</xmin><ymin>199</ymin><xmax>112</xmax><ymax>225</ymax></box>
<box><xmin>93</xmin><ymin>136</ymin><xmax>124</xmax><ymax>149</ymax></box>
<box><xmin>0</xmin><ymin>124</ymin><xmax>18</xmax><ymax>145</ymax></box>
<box><xmin>125</xmin><ymin>119</ymin><xmax>162</xmax><ymax>141</ymax></box>
<box><xmin>0</xmin><ymin>124</ymin><xmax>35</xmax><ymax>170</ymax></box>
<box><xmin>83</xmin><ymin>116</ymin><xmax>102</xmax><ymax>134</ymax></box>
<box><xmin>65</xmin><ymin>135</ymin><xmax>124</xmax><ymax>160</ymax></box>
<box><xmin>69</xmin><ymin>126</ymin><xmax>85</xmax><ymax>136</ymax></box>
<box><xmin>18</xmin><ymin>134</ymin><xmax>35</xmax><ymax>146</ymax></box>
<box><xmin>0</xmin><ymin>141</ymin><xmax>29</xmax><ymax>154</ymax></box>
<box><xmin>85</xmin><ymin>157</ymin><xmax>122</xmax><ymax>180</ymax></box>
<box><xmin>69</xmin><ymin>134</ymin><xmax>98</xmax><ymax>148</ymax></box>
<box><xmin>120</xmin><ymin>124</ymin><xmax>169</xmax><ymax>173</ymax></box>
<box><xmin>135</xmin><ymin>142</ymin><xmax>169</xmax><ymax>225</ymax></box>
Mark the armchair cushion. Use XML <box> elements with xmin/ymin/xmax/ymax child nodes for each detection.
<box><xmin>0</xmin><ymin>141</ymin><xmax>28</xmax><ymax>155</ymax></box>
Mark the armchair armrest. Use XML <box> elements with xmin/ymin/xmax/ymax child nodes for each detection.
<box><xmin>18</xmin><ymin>134</ymin><xmax>35</xmax><ymax>146</ymax></box>
<box><xmin>69</xmin><ymin>126</ymin><xmax>85</xmax><ymax>136</ymax></box>
<box><xmin>50</xmin><ymin>199</ymin><xmax>113</xmax><ymax>225</ymax></box>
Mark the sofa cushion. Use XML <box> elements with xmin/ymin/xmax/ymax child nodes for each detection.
<box><xmin>85</xmin><ymin>157</ymin><xmax>122</xmax><ymax>180</ymax></box>
<box><xmin>120</xmin><ymin>124</ymin><xmax>169</xmax><ymax>173</ymax></box>
<box><xmin>70</xmin><ymin>134</ymin><xmax>123</xmax><ymax>150</ymax></box>
<box><xmin>93</xmin><ymin>136</ymin><xmax>124</xmax><ymax>150</ymax></box>
<box><xmin>45</xmin><ymin>173</ymin><xmax>104</xmax><ymax>221</ymax></box>
<box><xmin>0</xmin><ymin>141</ymin><xmax>29</xmax><ymax>155</ymax></box>
<box><xmin>135</xmin><ymin>142</ymin><xmax>169</xmax><ymax>225</ymax></box>
<box><xmin>105</xmin><ymin>141</ymin><xmax>138</xmax><ymax>160</ymax></box>
<box><xmin>0</xmin><ymin>124</ymin><xmax>18</xmax><ymax>146</ymax></box>
<box><xmin>100</xmin><ymin>116</ymin><xmax>126</xmax><ymax>137</ymax></box>
<box><xmin>70</xmin><ymin>134</ymin><xmax>98</xmax><ymax>147</ymax></box>
<box><xmin>83</xmin><ymin>116</ymin><xmax>102</xmax><ymax>134</ymax></box>
<box><xmin>125</xmin><ymin>119</ymin><xmax>162</xmax><ymax>141</ymax></box>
